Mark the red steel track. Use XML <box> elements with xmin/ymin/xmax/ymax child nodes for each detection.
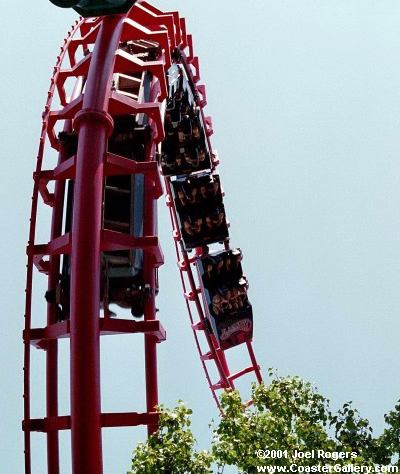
<box><xmin>23</xmin><ymin>2</ymin><xmax>263</xmax><ymax>473</ymax></box>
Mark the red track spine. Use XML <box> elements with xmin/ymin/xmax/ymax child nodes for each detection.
<box><xmin>70</xmin><ymin>16</ymin><xmax>124</xmax><ymax>473</ymax></box>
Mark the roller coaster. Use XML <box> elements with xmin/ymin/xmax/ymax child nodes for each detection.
<box><xmin>23</xmin><ymin>1</ymin><xmax>263</xmax><ymax>472</ymax></box>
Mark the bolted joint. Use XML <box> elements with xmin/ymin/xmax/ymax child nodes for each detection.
<box><xmin>74</xmin><ymin>108</ymin><xmax>114</xmax><ymax>137</ymax></box>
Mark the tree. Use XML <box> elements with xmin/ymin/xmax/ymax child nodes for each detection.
<box><xmin>128</xmin><ymin>401</ymin><xmax>213</xmax><ymax>474</ymax></box>
<box><xmin>127</xmin><ymin>371</ymin><xmax>400</xmax><ymax>473</ymax></box>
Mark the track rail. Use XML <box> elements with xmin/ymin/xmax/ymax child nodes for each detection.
<box><xmin>157</xmin><ymin>4</ymin><xmax>263</xmax><ymax>404</ymax></box>
<box><xmin>24</xmin><ymin>2</ymin><xmax>263</xmax><ymax>473</ymax></box>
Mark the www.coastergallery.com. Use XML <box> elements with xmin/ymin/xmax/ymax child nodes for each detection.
<box><xmin>255</xmin><ymin>465</ymin><xmax>398</xmax><ymax>473</ymax></box>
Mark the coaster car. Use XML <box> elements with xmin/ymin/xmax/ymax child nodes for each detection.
<box><xmin>49</xmin><ymin>0</ymin><xmax>136</xmax><ymax>17</ymax></box>
<box><xmin>46</xmin><ymin>47</ymin><xmax>159</xmax><ymax>320</ymax></box>
<box><xmin>196</xmin><ymin>249</ymin><xmax>253</xmax><ymax>350</ymax></box>
<box><xmin>171</xmin><ymin>172</ymin><xmax>229</xmax><ymax>251</ymax></box>
<box><xmin>160</xmin><ymin>65</ymin><xmax>212</xmax><ymax>176</ymax></box>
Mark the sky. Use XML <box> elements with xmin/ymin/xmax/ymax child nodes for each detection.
<box><xmin>1</xmin><ymin>0</ymin><xmax>400</xmax><ymax>472</ymax></box>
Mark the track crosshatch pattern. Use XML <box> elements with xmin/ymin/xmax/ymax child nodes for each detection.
<box><xmin>23</xmin><ymin>2</ymin><xmax>263</xmax><ymax>472</ymax></box>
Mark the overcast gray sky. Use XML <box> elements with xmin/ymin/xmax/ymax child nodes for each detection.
<box><xmin>1</xmin><ymin>1</ymin><xmax>400</xmax><ymax>472</ymax></box>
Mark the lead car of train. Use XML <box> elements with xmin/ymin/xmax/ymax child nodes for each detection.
<box><xmin>46</xmin><ymin>39</ymin><xmax>253</xmax><ymax>350</ymax></box>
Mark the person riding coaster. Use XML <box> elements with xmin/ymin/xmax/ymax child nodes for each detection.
<box><xmin>45</xmin><ymin>265</ymin><xmax>151</xmax><ymax>321</ymax></box>
<box><xmin>102</xmin><ymin>276</ymin><xmax>151</xmax><ymax>318</ymax></box>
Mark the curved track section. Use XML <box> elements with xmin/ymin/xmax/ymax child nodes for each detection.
<box><xmin>23</xmin><ymin>2</ymin><xmax>263</xmax><ymax>473</ymax></box>
<box><xmin>156</xmin><ymin>6</ymin><xmax>263</xmax><ymax>406</ymax></box>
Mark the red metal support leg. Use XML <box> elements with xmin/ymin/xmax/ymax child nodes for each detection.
<box><xmin>46</xmin><ymin>140</ymin><xmax>67</xmax><ymax>474</ymax></box>
<box><xmin>47</xmin><ymin>76</ymin><xmax>82</xmax><ymax>472</ymax></box>
<box><xmin>69</xmin><ymin>16</ymin><xmax>124</xmax><ymax>474</ymax></box>
<box><xmin>144</xmin><ymin>143</ymin><xmax>159</xmax><ymax>436</ymax></box>
<box><xmin>70</xmin><ymin>111</ymin><xmax>106</xmax><ymax>474</ymax></box>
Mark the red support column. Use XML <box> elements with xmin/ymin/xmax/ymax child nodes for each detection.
<box><xmin>46</xmin><ymin>139</ymin><xmax>67</xmax><ymax>474</ymax></box>
<box><xmin>69</xmin><ymin>16</ymin><xmax>124</xmax><ymax>474</ymax></box>
<box><xmin>144</xmin><ymin>142</ymin><xmax>159</xmax><ymax>436</ymax></box>
<box><xmin>47</xmin><ymin>76</ymin><xmax>82</xmax><ymax>473</ymax></box>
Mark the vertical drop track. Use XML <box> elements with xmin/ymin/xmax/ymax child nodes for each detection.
<box><xmin>23</xmin><ymin>2</ymin><xmax>263</xmax><ymax>473</ymax></box>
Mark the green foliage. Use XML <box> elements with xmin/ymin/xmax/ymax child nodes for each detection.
<box><xmin>128</xmin><ymin>372</ymin><xmax>400</xmax><ymax>473</ymax></box>
<box><xmin>213</xmin><ymin>372</ymin><xmax>335</xmax><ymax>471</ymax></box>
<box><xmin>378</xmin><ymin>400</ymin><xmax>400</xmax><ymax>466</ymax></box>
<box><xmin>127</xmin><ymin>401</ymin><xmax>213</xmax><ymax>474</ymax></box>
